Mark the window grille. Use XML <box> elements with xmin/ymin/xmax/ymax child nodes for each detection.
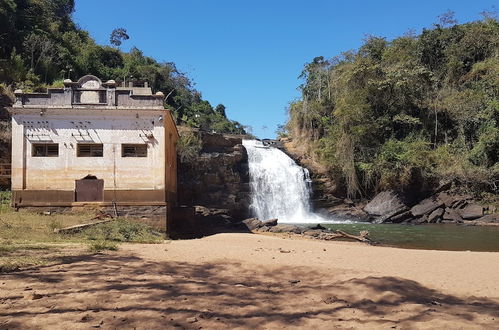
<box><xmin>122</xmin><ymin>144</ymin><xmax>147</xmax><ymax>157</ymax></box>
<box><xmin>77</xmin><ymin>144</ymin><xmax>103</xmax><ymax>157</ymax></box>
<box><xmin>32</xmin><ymin>143</ymin><xmax>59</xmax><ymax>157</ymax></box>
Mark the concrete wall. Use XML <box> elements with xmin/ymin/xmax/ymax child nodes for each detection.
<box><xmin>11</xmin><ymin>109</ymin><xmax>173</xmax><ymax>205</ymax></box>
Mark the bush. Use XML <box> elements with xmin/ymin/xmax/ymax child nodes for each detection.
<box><xmin>88</xmin><ymin>240</ymin><xmax>118</xmax><ymax>252</ymax></box>
<box><xmin>177</xmin><ymin>131</ymin><xmax>202</xmax><ymax>163</ymax></box>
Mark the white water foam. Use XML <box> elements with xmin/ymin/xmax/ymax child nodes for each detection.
<box><xmin>243</xmin><ymin>139</ymin><xmax>344</xmax><ymax>224</ymax></box>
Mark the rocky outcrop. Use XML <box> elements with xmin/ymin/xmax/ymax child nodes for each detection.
<box><xmin>373</xmin><ymin>190</ymin><xmax>497</xmax><ymax>225</ymax></box>
<box><xmin>177</xmin><ymin>131</ymin><xmax>250</xmax><ymax>218</ymax></box>
<box><xmin>364</xmin><ymin>190</ymin><xmax>408</xmax><ymax>216</ymax></box>
<box><xmin>172</xmin><ymin>130</ymin><xmax>251</xmax><ymax>236</ymax></box>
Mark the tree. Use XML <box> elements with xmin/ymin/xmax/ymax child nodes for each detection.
<box><xmin>214</xmin><ymin>104</ymin><xmax>226</xmax><ymax>117</ymax></box>
<box><xmin>109</xmin><ymin>28</ymin><xmax>129</xmax><ymax>48</ymax></box>
<box><xmin>438</xmin><ymin>10</ymin><xmax>458</xmax><ymax>27</ymax></box>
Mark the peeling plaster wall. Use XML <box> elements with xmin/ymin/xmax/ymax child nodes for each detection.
<box><xmin>11</xmin><ymin>110</ymin><xmax>168</xmax><ymax>192</ymax></box>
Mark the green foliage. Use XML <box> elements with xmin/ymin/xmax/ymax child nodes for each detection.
<box><xmin>88</xmin><ymin>240</ymin><xmax>118</xmax><ymax>252</ymax></box>
<box><xmin>0</xmin><ymin>0</ymin><xmax>244</xmax><ymax>134</ymax></box>
<box><xmin>287</xmin><ymin>15</ymin><xmax>499</xmax><ymax>198</ymax></box>
<box><xmin>177</xmin><ymin>131</ymin><xmax>202</xmax><ymax>163</ymax></box>
<box><xmin>109</xmin><ymin>27</ymin><xmax>129</xmax><ymax>47</ymax></box>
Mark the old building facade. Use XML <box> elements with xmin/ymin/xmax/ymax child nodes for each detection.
<box><xmin>9</xmin><ymin>75</ymin><xmax>178</xmax><ymax>229</ymax></box>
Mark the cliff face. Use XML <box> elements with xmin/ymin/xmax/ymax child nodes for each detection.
<box><xmin>280</xmin><ymin>138</ymin><xmax>368</xmax><ymax>219</ymax></box>
<box><xmin>173</xmin><ymin>131</ymin><xmax>251</xmax><ymax>236</ymax></box>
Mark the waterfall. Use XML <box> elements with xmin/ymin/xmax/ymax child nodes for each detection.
<box><xmin>243</xmin><ymin>139</ymin><xmax>327</xmax><ymax>223</ymax></box>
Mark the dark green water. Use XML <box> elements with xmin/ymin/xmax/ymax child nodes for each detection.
<box><xmin>311</xmin><ymin>223</ymin><xmax>499</xmax><ymax>252</ymax></box>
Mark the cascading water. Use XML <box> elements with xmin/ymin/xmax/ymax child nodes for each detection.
<box><xmin>243</xmin><ymin>139</ymin><xmax>327</xmax><ymax>223</ymax></box>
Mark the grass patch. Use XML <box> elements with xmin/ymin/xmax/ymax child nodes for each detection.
<box><xmin>0</xmin><ymin>242</ymin><xmax>53</xmax><ymax>253</ymax></box>
<box><xmin>0</xmin><ymin>190</ymin><xmax>11</xmax><ymax>213</ymax></box>
<box><xmin>88</xmin><ymin>240</ymin><xmax>118</xmax><ymax>252</ymax></box>
<box><xmin>79</xmin><ymin>218</ymin><xmax>163</xmax><ymax>243</ymax></box>
<box><xmin>0</xmin><ymin>208</ymin><xmax>164</xmax><ymax>272</ymax></box>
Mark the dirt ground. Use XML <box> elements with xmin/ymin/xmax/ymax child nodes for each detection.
<box><xmin>1</xmin><ymin>233</ymin><xmax>499</xmax><ymax>329</ymax></box>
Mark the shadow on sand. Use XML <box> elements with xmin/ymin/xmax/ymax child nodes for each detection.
<box><xmin>1</xmin><ymin>252</ymin><xmax>498</xmax><ymax>329</ymax></box>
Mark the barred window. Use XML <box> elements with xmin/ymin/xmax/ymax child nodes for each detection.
<box><xmin>77</xmin><ymin>144</ymin><xmax>103</xmax><ymax>157</ymax></box>
<box><xmin>122</xmin><ymin>144</ymin><xmax>147</xmax><ymax>157</ymax></box>
<box><xmin>32</xmin><ymin>143</ymin><xmax>59</xmax><ymax>157</ymax></box>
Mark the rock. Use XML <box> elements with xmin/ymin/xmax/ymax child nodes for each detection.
<box><xmin>443</xmin><ymin>208</ymin><xmax>463</xmax><ymax>223</ymax></box>
<box><xmin>177</xmin><ymin>130</ymin><xmax>250</xmax><ymax>225</ymax></box>
<box><xmin>198</xmin><ymin>311</ymin><xmax>214</xmax><ymax>319</ymax></box>
<box><xmin>80</xmin><ymin>314</ymin><xmax>93</xmax><ymax>322</ymax></box>
<box><xmin>433</xmin><ymin>181</ymin><xmax>452</xmax><ymax>194</ymax></box>
<box><xmin>389</xmin><ymin>210</ymin><xmax>413</xmax><ymax>223</ymax></box>
<box><xmin>256</xmin><ymin>225</ymin><xmax>270</xmax><ymax>232</ymax></box>
<box><xmin>411</xmin><ymin>216</ymin><xmax>428</xmax><ymax>224</ymax></box>
<box><xmin>410</xmin><ymin>197</ymin><xmax>444</xmax><ymax>217</ymax></box>
<box><xmin>475</xmin><ymin>214</ymin><xmax>499</xmax><ymax>223</ymax></box>
<box><xmin>428</xmin><ymin>208</ymin><xmax>444</xmax><ymax>223</ymax></box>
<box><xmin>186</xmin><ymin>317</ymin><xmax>198</xmax><ymax>323</ymax></box>
<box><xmin>261</xmin><ymin>218</ymin><xmax>278</xmax><ymax>227</ymax></box>
<box><xmin>310</xmin><ymin>224</ymin><xmax>326</xmax><ymax>230</ymax></box>
<box><xmin>302</xmin><ymin>229</ymin><xmax>321</xmax><ymax>237</ymax></box>
<box><xmin>436</xmin><ymin>192</ymin><xmax>471</xmax><ymax>207</ymax></box>
<box><xmin>375</xmin><ymin>206</ymin><xmax>409</xmax><ymax>223</ymax></box>
<box><xmin>364</xmin><ymin>190</ymin><xmax>408</xmax><ymax>216</ymax></box>
<box><xmin>242</xmin><ymin>218</ymin><xmax>262</xmax><ymax>230</ymax></box>
<box><xmin>269</xmin><ymin>224</ymin><xmax>302</xmax><ymax>234</ymax></box>
<box><xmin>458</xmin><ymin>204</ymin><xmax>483</xmax><ymax>220</ymax></box>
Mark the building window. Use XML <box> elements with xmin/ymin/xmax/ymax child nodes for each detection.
<box><xmin>77</xmin><ymin>144</ymin><xmax>103</xmax><ymax>157</ymax></box>
<box><xmin>32</xmin><ymin>143</ymin><xmax>59</xmax><ymax>157</ymax></box>
<box><xmin>122</xmin><ymin>144</ymin><xmax>147</xmax><ymax>157</ymax></box>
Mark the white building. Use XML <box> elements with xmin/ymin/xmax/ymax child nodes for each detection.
<box><xmin>9</xmin><ymin>75</ymin><xmax>178</xmax><ymax>228</ymax></box>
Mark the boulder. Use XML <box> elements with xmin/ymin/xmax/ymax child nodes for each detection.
<box><xmin>375</xmin><ymin>206</ymin><xmax>409</xmax><ymax>223</ymax></box>
<box><xmin>242</xmin><ymin>218</ymin><xmax>262</xmax><ymax>230</ymax></box>
<box><xmin>261</xmin><ymin>218</ymin><xmax>278</xmax><ymax>227</ymax></box>
<box><xmin>475</xmin><ymin>214</ymin><xmax>499</xmax><ymax>223</ymax></box>
<box><xmin>410</xmin><ymin>197</ymin><xmax>444</xmax><ymax>217</ymax></box>
<box><xmin>458</xmin><ymin>204</ymin><xmax>484</xmax><ymax>220</ymax></box>
<box><xmin>436</xmin><ymin>192</ymin><xmax>471</xmax><ymax>207</ymax></box>
<box><xmin>428</xmin><ymin>208</ymin><xmax>444</xmax><ymax>223</ymax></box>
<box><xmin>443</xmin><ymin>208</ymin><xmax>463</xmax><ymax>223</ymax></box>
<box><xmin>310</xmin><ymin>224</ymin><xmax>326</xmax><ymax>230</ymax></box>
<box><xmin>389</xmin><ymin>210</ymin><xmax>413</xmax><ymax>223</ymax></box>
<box><xmin>269</xmin><ymin>224</ymin><xmax>302</xmax><ymax>234</ymax></box>
<box><xmin>364</xmin><ymin>190</ymin><xmax>408</xmax><ymax>216</ymax></box>
<box><xmin>302</xmin><ymin>229</ymin><xmax>321</xmax><ymax>237</ymax></box>
<box><xmin>256</xmin><ymin>226</ymin><xmax>270</xmax><ymax>232</ymax></box>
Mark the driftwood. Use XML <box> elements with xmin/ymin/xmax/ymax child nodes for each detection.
<box><xmin>317</xmin><ymin>230</ymin><xmax>371</xmax><ymax>243</ymax></box>
<box><xmin>54</xmin><ymin>219</ymin><xmax>113</xmax><ymax>234</ymax></box>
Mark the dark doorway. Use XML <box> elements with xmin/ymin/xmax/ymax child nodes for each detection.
<box><xmin>75</xmin><ymin>175</ymin><xmax>104</xmax><ymax>202</ymax></box>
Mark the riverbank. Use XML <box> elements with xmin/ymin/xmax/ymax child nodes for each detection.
<box><xmin>1</xmin><ymin>233</ymin><xmax>498</xmax><ymax>329</ymax></box>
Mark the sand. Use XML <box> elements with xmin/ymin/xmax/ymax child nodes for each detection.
<box><xmin>1</xmin><ymin>233</ymin><xmax>499</xmax><ymax>329</ymax></box>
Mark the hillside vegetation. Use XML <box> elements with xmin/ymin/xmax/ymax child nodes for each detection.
<box><xmin>0</xmin><ymin>0</ymin><xmax>245</xmax><ymax>134</ymax></box>
<box><xmin>286</xmin><ymin>13</ymin><xmax>499</xmax><ymax>201</ymax></box>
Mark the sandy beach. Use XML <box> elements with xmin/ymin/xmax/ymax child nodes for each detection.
<box><xmin>1</xmin><ymin>233</ymin><xmax>499</xmax><ymax>329</ymax></box>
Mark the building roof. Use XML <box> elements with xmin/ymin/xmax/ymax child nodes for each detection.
<box><xmin>12</xmin><ymin>75</ymin><xmax>165</xmax><ymax>110</ymax></box>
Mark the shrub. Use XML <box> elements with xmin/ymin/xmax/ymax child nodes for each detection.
<box><xmin>88</xmin><ymin>240</ymin><xmax>118</xmax><ymax>252</ymax></box>
<box><xmin>177</xmin><ymin>131</ymin><xmax>202</xmax><ymax>163</ymax></box>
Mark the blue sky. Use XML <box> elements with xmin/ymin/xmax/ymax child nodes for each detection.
<box><xmin>74</xmin><ymin>0</ymin><xmax>496</xmax><ymax>138</ymax></box>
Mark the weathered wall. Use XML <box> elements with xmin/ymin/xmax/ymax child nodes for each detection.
<box><xmin>9</xmin><ymin>108</ymin><xmax>181</xmax><ymax>209</ymax></box>
<box><xmin>11</xmin><ymin>111</ymin><xmax>167</xmax><ymax>191</ymax></box>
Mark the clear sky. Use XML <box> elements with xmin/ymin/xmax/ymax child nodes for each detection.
<box><xmin>74</xmin><ymin>0</ymin><xmax>496</xmax><ymax>138</ymax></box>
